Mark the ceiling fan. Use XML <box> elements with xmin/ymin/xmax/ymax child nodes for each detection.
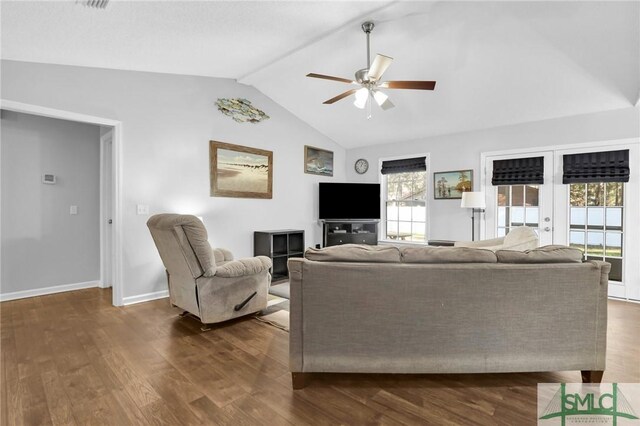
<box><xmin>307</xmin><ymin>21</ymin><xmax>436</xmax><ymax>117</ymax></box>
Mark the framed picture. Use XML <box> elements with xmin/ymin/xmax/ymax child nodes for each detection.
<box><xmin>304</xmin><ymin>145</ymin><xmax>334</xmax><ymax>177</ymax></box>
<box><xmin>210</xmin><ymin>140</ymin><xmax>273</xmax><ymax>199</ymax></box>
<box><xmin>433</xmin><ymin>170</ymin><xmax>473</xmax><ymax>199</ymax></box>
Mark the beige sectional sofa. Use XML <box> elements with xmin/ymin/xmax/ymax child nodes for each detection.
<box><xmin>288</xmin><ymin>244</ymin><xmax>610</xmax><ymax>389</ymax></box>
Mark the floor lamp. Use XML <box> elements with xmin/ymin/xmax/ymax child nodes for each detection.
<box><xmin>461</xmin><ymin>192</ymin><xmax>486</xmax><ymax>241</ymax></box>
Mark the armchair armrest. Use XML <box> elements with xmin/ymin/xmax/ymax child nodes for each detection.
<box><xmin>455</xmin><ymin>237</ymin><xmax>505</xmax><ymax>248</ymax></box>
<box><xmin>212</xmin><ymin>247</ymin><xmax>234</xmax><ymax>262</ymax></box>
<box><xmin>215</xmin><ymin>256</ymin><xmax>272</xmax><ymax>278</ymax></box>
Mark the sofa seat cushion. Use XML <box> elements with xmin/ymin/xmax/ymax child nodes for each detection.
<box><xmin>401</xmin><ymin>246</ymin><xmax>497</xmax><ymax>263</ymax></box>
<box><xmin>496</xmin><ymin>245</ymin><xmax>583</xmax><ymax>263</ymax></box>
<box><xmin>215</xmin><ymin>256</ymin><xmax>272</xmax><ymax>278</ymax></box>
<box><xmin>304</xmin><ymin>244</ymin><xmax>401</xmax><ymax>263</ymax></box>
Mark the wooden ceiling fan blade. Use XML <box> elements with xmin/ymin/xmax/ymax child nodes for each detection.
<box><xmin>323</xmin><ymin>89</ymin><xmax>358</xmax><ymax>104</ymax></box>
<box><xmin>367</xmin><ymin>54</ymin><xmax>393</xmax><ymax>81</ymax></box>
<box><xmin>307</xmin><ymin>73</ymin><xmax>355</xmax><ymax>84</ymax></box>
<box><xmin>381</xmin><ymin>80</ymin><xmax>436</xmax><ymax>90</ymax></box>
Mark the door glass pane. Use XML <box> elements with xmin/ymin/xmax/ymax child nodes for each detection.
<box><xmin>606</xmin><ymin>207</ymin><xmax>622</xmax><ymax>228</ymax></box>
<box><xmin>498</xmin><ymin>207</ymin><xmax>507</xmax><ymax>227</ymax></box>
<box><xmin>606</xmin><ymin>182</ymin><xmax>623</xmax><ymax>206</ymax></box>
<box><xmin>570</xmin><ymin>184</ymin><xmax>586</xmax><ymax>206</ymax></box>
<box><xmin>587</xmin><ymin>183</ymin><xmax>604</xmax><ymax>206</ymax></box>
<box><xmin>497</xmin><ymin>227</ymin><xmax>506</xmax><ymax>237</ymax></box>
<box><xmin>512</xmin><ymin>186</ymin><xmax>524</xmax><ymax>206</ymax></box>
<box><xmin>570</xmin><ymin>231</ymin><xmax>585</xmax><ymax>251</ymax></box>
<box><xmin>498</xmin><ymin>186</ymin><xmax>510</xmax><ymax>206</ymax></box>
<box><xmin>511</xmin><ymin>207</ymin><xmax>525</xmax><ymax>225</ymax></box>
<box><xmin>605</xmin><ymin>232</ymin><xmax>622</xmax><ymax>257</ymax></box>
<box><xmin>525</xmin><ymin>185</ymin><xmax>539</xmax><ymax>206</ymax></box>
<box><xmin>570</xmin><ymin>208</ymin><xmax>586</xmax><ymax>226</ymax></box>
<box><xmin>605</xmin><ymin>257</ymin><xmax>623</xmax><ymax>282</ymax></box>
<box><xmin>586</xmin><ymin>232</ymin><xmax>604</xmax><ymax>256</ymax></box>
<box><xmin>525</xmin><ymin>207</ymin><xmax>539</xmax><ymax>226</ymax></box>
<box><xmin>587</xmin><ymin>207</ymin><xmax>604</xmax><ymax>227</ymax></box>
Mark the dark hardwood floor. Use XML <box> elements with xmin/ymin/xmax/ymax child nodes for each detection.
<box><xmin>1</xmin><ymin>288</ymin><xmax>638</xmax><ymax>425</ymax></box>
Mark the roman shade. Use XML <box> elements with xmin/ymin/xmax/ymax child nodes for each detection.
<box><xmin>491</xmin><ymin>156</ymin><xmax>544</xmax><ymax>186</ymax></box>
<box><xmin>380</xmin><ymin>157</ymin><xmax>426</xmax><ymax>175</ymax></box>
<box><xmin>563</xmin><ymin>149</ymin><xmax>629</xmax><ymax>184</ymax></box>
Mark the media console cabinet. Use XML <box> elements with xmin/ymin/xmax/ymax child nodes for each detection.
<box><xmin>322</xmin><ymin>220</ymin><xmax>379</xmax><ymax>247</ymax></box>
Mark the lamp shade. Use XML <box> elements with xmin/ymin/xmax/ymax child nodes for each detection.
<box><xmin>460</xmin><ymin>192</ymin><xmax>486</xmax><ymax>209</ymax></box>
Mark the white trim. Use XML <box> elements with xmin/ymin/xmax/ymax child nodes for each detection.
<box><xmin>1</xmin><ymin>99</ymin><xmax>125</xmax><ymax>306</ymax></box>
<box><xmin>122</xmin><ymin>290</ymin><xmax>169</xmax><ymax>306</ymax></box>
<box><xmin>99</xmin><ymin>130</ymin><xmax>114</xmax><ymax>289</ymax></box>
<box><xmin>0</xmin><ymin>281</ymin><xmax>100</xmax><ymax>302</ymax></box>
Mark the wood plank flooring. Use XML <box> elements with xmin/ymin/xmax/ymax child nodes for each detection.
<box><xmin>1</xmin><ymin>288</ymin><xmax>638</xmax><ymax>425</ymax></box>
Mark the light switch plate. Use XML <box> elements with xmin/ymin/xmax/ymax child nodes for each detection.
<box><xmin>70</xmin><ymin>205</ymin><xmax>78</xmax><ymax>215</ymax></box>
<box><xmin>137</xmin><ymin>204</ymin><xmax>149</xmax><ymax>215</ymax></box>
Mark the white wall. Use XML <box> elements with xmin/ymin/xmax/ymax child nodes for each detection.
<box><xmin>1</xmin><ymin>60</ymin><xmax>346</xmax><ymax>302</ymax></box>
<box><xmin>346</xmin><ymin>106</ymin><xmax>640</xmax><ymax>241</ymax></box>
<box><xmin>1</xmin><ymin>110</ymin><xmax>101</xmax><ymax>294</ymax></box>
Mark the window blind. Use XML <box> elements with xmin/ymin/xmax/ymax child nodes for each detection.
<box><xmin>491</xmin><ymin>156</ymin><xmax>544</xmax><ymax>186</ymax></box>
<box><xmin>380</xmin><ymin>157</ymin><xmax>426</xmax><ymax>175</ymax></box>
<box><xmin>563</xmin><ymin>149</ymin><xmax>629</xmax><ymax>184</ymax></box>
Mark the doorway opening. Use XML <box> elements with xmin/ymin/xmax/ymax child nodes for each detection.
<box><xmin>1</xmin><ymin>100</ymin><xmax>123</xmax><ymax>306</ymax></box>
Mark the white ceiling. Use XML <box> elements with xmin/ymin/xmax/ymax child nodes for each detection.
<box><xmin>2</xmin><ymin>1</ymin><xmax>639</xmax><ymax>149</ymax></box>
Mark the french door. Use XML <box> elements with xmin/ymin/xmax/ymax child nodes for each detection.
<box><xmin>484</xmin><ymin>151</ymin><xmax>554</xmax><ymax>246</ymax></box>
<box><xmin>483</xmin><ymin>142</ymin><xmax>639</xmax><ymax>301</ymax></box>
<box><xmin>553</xmin><ymin>144</ymin><xmax>639</xmax><ymax>300</ymax></box>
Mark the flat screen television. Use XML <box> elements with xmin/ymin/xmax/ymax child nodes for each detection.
<box><xmin>319</xmin><ymin>183</ymin><xmax>381</xmax><ymax>220</ymax></box>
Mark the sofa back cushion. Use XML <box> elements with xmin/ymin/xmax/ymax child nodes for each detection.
<box><xmin>305</xmin><ymin>244</ymin><xmax>401</xmax><ymax>263</ymax></box>
<box><xmin>402</xmin><ymin>247</ymin><xmax>497</xmax><ymax>263</ymax></box>
<box><xmin>496</xmin><ymin>245</ymin><xmax>583</xmax><ymax>263</ymax></box>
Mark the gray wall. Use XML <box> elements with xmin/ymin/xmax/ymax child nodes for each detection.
<box><xmin>346</xmin><ymin>106</ymin><xmax>640</xmax><ymax>242</ymax></box>
<box><xmin>1</xmin><ymin>60</ymin><xmax>346</xmax><ymax>301</ymax></box>
<box><xmin>1</xmin><ymin>111</ymin><xmax>101</xmax><ymax>294</ymax></box>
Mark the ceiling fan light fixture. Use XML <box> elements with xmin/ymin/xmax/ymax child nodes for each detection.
<box><xmin>373</xmin><ymin>90</ymin><xmax>388</xmax><ymax>106</ymax></box>
<box><xmin>354</xmin><ymin>88</ymin><xmax>369</xmax><ymax>109</ymax></box>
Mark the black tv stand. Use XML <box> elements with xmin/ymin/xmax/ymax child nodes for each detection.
<box><xmin>321</xmin><ymin>220</ymin><xmax>379</xmax><ymax>247</ymax></box>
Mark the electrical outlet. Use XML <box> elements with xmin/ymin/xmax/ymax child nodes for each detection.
<box><xmin>137</xmin><ymin>204</ymin><xmax>149</xmax><ymax>215</ymax></box>
<box><xmin>70</xmin><ymin>205</ymin><xmax>78</xmax><ymax>215</ymax></box>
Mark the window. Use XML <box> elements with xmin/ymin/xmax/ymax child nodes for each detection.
<box><xmin>496</xmin><ymin>184</ymin><xmax>541</xmax><ymax>237</ymax></box>
<box><xmin>569</xmin><ymin>182</ymin><xmax>624</xmax><ymax>281</ymax></box>
<box><xmin>384</xmin><ymin>171</ymin><xmax>427</xmax><ymax>242</ymax></box>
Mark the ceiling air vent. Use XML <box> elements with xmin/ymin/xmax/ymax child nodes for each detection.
<box><xmin>78</xmin><ymin>0</ymin><xmax>110</xmax><ymax>9</ymax></box>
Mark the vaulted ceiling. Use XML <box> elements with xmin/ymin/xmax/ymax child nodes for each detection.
<box><xmin>2</xmin><ymin>1</ymin><xmax>638</xmax><ymax>148</ymax></box>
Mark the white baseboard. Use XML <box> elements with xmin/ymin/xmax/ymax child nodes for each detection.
<box><xmin>123</xmin><ymin>290</ymin><xmax>169</xmax><ymax>306</ymax></box>
<box><xmin>0</xmin><ymin>280</ymin><xmax>101</xmax><ymax>302</ymax></box>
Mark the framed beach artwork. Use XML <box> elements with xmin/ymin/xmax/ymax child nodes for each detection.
<box><xmin>304</xmin><ymin>146</ymin><xmax>334</xmax><ymax>177</ymax></box>
<box><xmin>433</xmin><ymin>170</ymin><xmax>473</xmax><ymax>199</ymax></box>
<box><xmin>210</xmin><ymin>141</ymin><xmax>273</xmax><ymax>199</ymax></box>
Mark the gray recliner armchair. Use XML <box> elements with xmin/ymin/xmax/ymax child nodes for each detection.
<box><xmin>147</xmin><ymin>214</ymin><xmax>271</xmax><ymax>326</ymax></box>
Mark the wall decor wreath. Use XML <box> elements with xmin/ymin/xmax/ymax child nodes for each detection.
<box><xmin>215</xmin><ymin>98</ymin><xmax>270</xmax><ymax>123</ymax></box>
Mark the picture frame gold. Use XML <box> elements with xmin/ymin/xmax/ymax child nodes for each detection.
<box><xmin>209</xmin><ymin>140</ymin><xmax>273</xmax><ymax>199</ymax></box>
<box><xmin>433</xmin><ymin>169</ymin><xmax>473</xmax><ymax>199</ymax></box>
<box><xmin>304</xmin><ymin>145</ymin><xmax>334</xmax><ymax>177</ymax></box>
